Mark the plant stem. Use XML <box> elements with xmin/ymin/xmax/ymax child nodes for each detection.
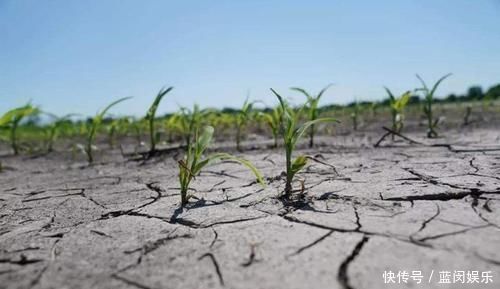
<box><xmin>11</xmin><ymin>122</ymin><xmax>18</xmax><ymax>155</ymax></box>
<box><xmin>284</xmin><ymin>146</ymin><xmax>292</xmax><ymax>197</ymax></box>
<box><xmin>391</xmin><ymin>111</ymin><xmax>397</xmax><ymax>141</ymax></box>
<box><xmin>309</xmin><ymin>124</ymin><xmax>314</xmax><ymax>148</ymax></box>
<box><xmin>181</xmin><ymin>187</ymin><xmax>188</xmax><ymax>206</ymax></box>
<box><xmin>426</xmin><ymin>100</ymin><xmax>437</xmax><ymax>138</ymax></box>
<box><xmin>48</xmin><ymin>128</ymin><xmax>56</xmax><ymax>152</ymax></box>
<box><xmin>149</xmin><ymin>118</ymin><xmax>155</xmax><ymax>152</ymax></box>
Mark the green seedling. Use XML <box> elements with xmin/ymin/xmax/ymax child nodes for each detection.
<box><xmin>106</xmin><ymin>117</ymin><xmax>131</xmax><ymax>149</ymax></box>
<box><xmin>165</xmin><ymin>113</ymin><xmax>184</xmax><ymax>142</ymax></box>
<box><xmin>128</xmin><ymin>118</ymin><xmax>144</xmax><ymax>147</ymax></box>
<box><xmin>261</xmin><ymin>105</ymin><xmax>283</xmax><ymax>148</ymax></box>
<box><xmin>177</xmin><ymin>104</ymin><xmax>211</xmax><ymax>148</ymax></box>
<box><xmin>270</xmin><ymin>88</ymin><xmax>338</xmax><ymax>197</ymax></box>
<box><xmin>178</xmin><ymin>125</ymin><xmax>264</xmax><ymax>206</ymax></box>
<box><xmin>45</xmin><ymin>113</ymin><xmax>77</xmax><ymax>152</ymax></box>
<box><xmin>384</xmin><ymin>88</ymin><xmax>411</xmax><ymax>138</ymax></box>
<box><xmin>416</xmin><ymin>73</ymin><xmax>452</xmax><ymax>138</ymax></box>
<box><xmin>235</xmin><ymin>98</ymin><xmax>255</xmax><ymax>151</ymax></box>
<box><xmin>0</xmin><ymin>104</ymin><xmax>39</xmax><ymax>155</ymax></box>
<box><xmin>291</xmin><ymin>84</ymin><xmax>333</xmax><ymax>147</ymax></box>
<box><xmin>85</xmin><ymin>97</ymin><xmax>131</xmax><ymax>163</ymax></box>
<box><xmin>107</xmin><ymin>119</ymin><xmax>119</xmax><ymax>149</ymax></box>
<box><xmin>145</xmin><ymin>87</ymin><xmax>173</xmax><ymax>153</ymax></box>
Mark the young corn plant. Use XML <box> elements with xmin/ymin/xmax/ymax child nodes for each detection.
<box><xmin>290</xmin><ymin>84</ymin><xmax>333</xmax><ymax>147</ymax></box>
<box><xmin>384</xmin><ymin>88</ymin><xmax>411</xmax><ymax>138</ymax></box>
<box><xmin>235</xmin><ymin>98</ymin><xmax>255</xmax><ymax>151</ymax></box>
<box><xmin>416</xmin><ymin>73</ymin><xmax>452</xmax><ymax>138</ymax></box>
<box><xmin>270</xmin><ymin>88</ymin><xmax>338</xmax><ymax>198</ymax></box>
<box><xmin>106</xmin><ymin>117</ymin><xmax>131</xmax><ymax>149</ymax></box>
<box><xmin>145</xmin><ymin>87</ymin><xmax>173</xmax><ymax>153</ymax></box>
<box><xmin>85</xmin><ymin>97</ymin><xmax>131</xmax><ymax>163</ymax></box>
<box><xmin>0</xmin><ymin>104</ymin><xmax>39</xmax><ymax>155</ymax></box>
<box><xmin>165</xmin><ymin>113</ymin><xmax>184</xmax><ymax>142</ymax></box>
<box><xmin>107</xmin><ymin>119</ymin><xmax>119</xmax><ymax>149</ymax></box>
<box><xmin>128</xmin><ymin>118</ymin><xmax>145</xmax><ymax>147</ymax></box>
<box><xmin>178</xmin><ymin>125</ymin><xmax>264</xmax><ymax>206</ymax></box>
<box><xmin>178</xmin><ymin>104</ymin><xmax>210</xmax><ymax>148</ymax></box>
<box><xmin>261</xmin><ymin>105</ymin><xmax>283</xmax><ymax>148</ymax></box>
<box><xmin>45</xmin><ymin>113</ymin><xmax>76</xmax><ymax>152</ymax></box>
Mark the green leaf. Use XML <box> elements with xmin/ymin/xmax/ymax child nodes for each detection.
<box><xmin>146</xmin><ymin>87</ymin><xmax>173</xmax><ymax>120</ymax></box>
<box><xmin>416</xmin><ymin>74</ymin><xmax>429</xmax><ymax>92</ymax></box>
<box><xmin>195</xmin><ymin>152</ymin><xmax>265</xmax><ymax>186</ymax></box>
<box><xmin>384</xmin><ymin>86</ymin><xmax>396</xmax><ymax>103</ymax></box>
<box><xmin>394</xmin><ymin>91</ymin><xmax>411</xmax><ymax>110</ymax></box>
<box><xmin>270</xmin><ymin>88</ymin><xmax>296</xmax><ymax>140</ymax></box>
<box><xmin>86</xmin><ymin>97</ymin><xmax>131</xmax><ymax>162</ymax></box>
<box><xmin>270</xmin><ymin>88</ymin><xmax>287</xmax><ymax>112</ymax></box>
<box><xmin>430</xmin><ymin>73</ymin><xmax>452</xmax><ymax>97</ymax></box>
<box><xmin>94</xmin><ymin>97</ymin><xmax>132</xmax><ymax>127</ymax></box>
<box><xmin>195</xmin><ymin>125</ymin><xmax>214</xmax><ymax>158</ymax></box>
<box><xmin>316</xmin><ymin>83</ymin><xmax>333</xmax><ymax>100</ymax></box>
<box><xmin>0</xmin><ymin>104</ymin><xmax>39</xmax><ymax>127</ymax></box>
<box><xmin>290</xmin><ymin>155</ymin><xmax>308</xmax><ymax>178</ymax></box>
<box><xmin>292</xmin><ymin>117</ymin><xmax>339</xmax><ymax>146</ymax></box>
<box><xmin>290</xmin><ymin>87</ymin><xmax>312</xmax><ymax>99</ymax></box>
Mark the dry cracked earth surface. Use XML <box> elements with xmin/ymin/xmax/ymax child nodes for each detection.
<box><xmin>1</xmin><ymin>128</ymin><xmax>500</xmax><ymax>289</ymax></box>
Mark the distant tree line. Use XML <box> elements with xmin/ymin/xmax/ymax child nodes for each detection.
<box><xmin>354</xmin><ymin>83</ymin><xmax>500</xmax><ymax>108</ymax></box>
<box><xmin>220</xmin><ymin>83</ymin><xmax>500</xmax><ymax>114</ymax></box>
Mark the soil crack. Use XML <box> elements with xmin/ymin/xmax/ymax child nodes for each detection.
<box><xmin>198</xmin><ymin>252</ymin><xmax>224</xmax><ymax>286</ymax></box>
<box><xmin>337</xmin><ymin>236</ymin><xmax>369</xmax><ymax>289</ymax></box>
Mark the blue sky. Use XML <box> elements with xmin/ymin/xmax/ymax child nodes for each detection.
<box><xmin>1</xmin><ymin>0</ymin><xmax>499</xmax><ymax>117</ymax></box>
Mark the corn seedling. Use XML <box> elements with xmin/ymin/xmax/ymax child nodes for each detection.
<box><xmin>0</xmin><ymin>104</ymin><xmax>39</xmax><ymax>155</ymax></box>
<box><xmin>127</xmin><ymin>118</ymin><xmax>144</xmax><ymax>147</ymax></box>
<box><xmin>107</xmin><ymin>119</ymin><xmax>119</xmax><ymax>149</ymax></box>
<box><xmin>270</xmin><ymin>88</ymin><xmax>338</xmax><ymax>197</ymax></box>
<box><xmin>178</xmin><ymin>125</ymin><xmax>264</xmax><ymax>206</ymax></box>
<box><xmin>165</xmin><ymin>113</ymin><xmax>184</xmax><ymax>142</ymax></box>
<box><xmin>106</xmin><ymin>117</ymin><xmax>130</xmax><ymax>149</ymax></box>
<box><xmin>45</xmin><ymin>113</ymin><xmax>76</xmax><ymax>152</ymax></box>
<box><xmin>177</xmin><ymin>104</ymin><xmax>211</xmax><ymax>148</ymax></box>
<box><xmin>384</xmin><ymin>88</ymin><xmax>411</xmax><ymax>139</ymax></box>
<box><xmin>236</xmin><ymin>98</ymin><xmax>256</xmax><ymax>151</ymax></box>
<box><xmin>290</xmin><ymin>84</ymin><xmax>333</xmax><ymax>147</ymax></box>
<box><xmin>85</xmin><ymin>97</ymin><xmax>131</xmax><ymax>163</ymax></box>
<box><xmin>260</xmin><ymin>105</ymin><xmax>283</xmax><ymax>148</ymax></box>
<box><xmin>145</xmin><ymin>87</ymin><xmax>173</xmax><ymax>153</ymax></box>
<box><xmin>416</xmin><ymin>73</ymin><xmax>452</xmax><ymax>138</ymax></box>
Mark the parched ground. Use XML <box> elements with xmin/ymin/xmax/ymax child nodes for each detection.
<box><xmin>1</xmin><ymin>128</ymin><xmax>500</xmax><ymax>289</ymax></box>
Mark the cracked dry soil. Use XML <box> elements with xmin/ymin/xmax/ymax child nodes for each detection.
<box><xmin>1</xmin><ymin>128</ymin><xmax>500</xmax><ymax>289</ymax></box>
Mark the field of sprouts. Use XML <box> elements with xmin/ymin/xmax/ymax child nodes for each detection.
<box><xmin>1</xmin><ymin>82</ymin><xmax>500</xmax><ymax>289</ymax></box>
